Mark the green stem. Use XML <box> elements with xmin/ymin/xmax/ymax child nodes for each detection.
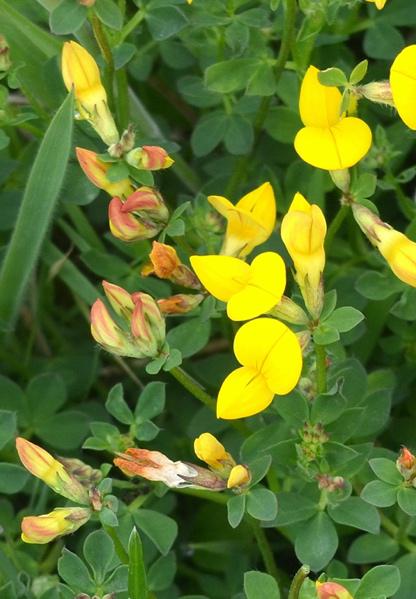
<box><xmin>169</xmin><ymin>366</ymin><xmax>216</xmax><ymax>411</ymax></box>
<box><xmin>325</xmin><ymin>204</ymin><xmax>350</xmax><ymax>252</ymax></box>
<box><xmin>104</xmin><ymin>525</ymin><xmax>129</xmax><ymax>564</ymax></box>
<box><xmin>315</xmin><ymin>343</ymin><xmax>327</xmax><ymax>394</ymax></box>
<box><xmin>380</xmin><ymin>513</ymin><xmax>416</xmax><ymax>553</ymax></box>
<box><xmin>116</xmin><ymin>68</ymin><xmax>130</xmax><ymax>131</ymax></box>
<box><xmin>225</xmin><ymin>0</ymin><xmax>297</xmax><ymax>198</ymax></box>
<box><xmin>120</xmin><ymin>9</ymin><xmax>146</xmax><ymax>43</ymax></box>
<box><xmin>91</xmin><ymin>12</ymin><xmax>115</xmax><ymax>109</ymax></box>
<box><xmin>288</xmin><ymin>565</ymin><xmax>311</xmax><ymax>599</ymax></box>
<box><xmin>250</xmin><ymin>518</ymin><xmax>280</xmax><ymax>582</ymax></box>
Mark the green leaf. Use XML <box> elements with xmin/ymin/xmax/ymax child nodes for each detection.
<box><xmin>325</xmin><ymin>307</ymin><xmax>365</xmax><ymax>333</ymax></box>
<box><xmin>397</xmin><ymin>487</ymin><xmax>416</xmax><ymax>516</ymax></box>
<box><xmin>191</xmin><ymin>112</ymin><xmax>228</xmax><ymax>156</ymax></box>
<box><xmin>318</xmin><ymin>67</ymin><xmax>348</xmax><ymax>87</ymax></box>
<box><xmin>355</xmin><ymin>271</ymin><xmax>403</xmax><ymax>301</ymax></box>
<box><xmin>364</xmin><ymin>22</ymin><xmax>404</xmax><ymax>60</ymax></box>
<box><xmin>348</xmin><ymin>532</ymin><xmax>399</xmax><ymax>565</ymax></box>
<box><xmin>274</xmin><ymin>390</ymin><xmax>309</xmax><ymax>428</ymax></box>
<box><xmin>361</xmin><ymin>480</ymin><xmax>398</xmax><ymax>507</ymax></box>
<box><xmin>95</xmin><ymin>0</ymin><xmax>123</xmax><ymax>30</ymax></box>
<box><xmin>106</xmin><ymin>383</ymin><xmax>134</xmax><ymax>425</ymax></box>
<box><xmin>83</xmin><ymin>530</ymin><xmax>115</xmax><ymax>585</ymax></box>
<box><xmin>146</xmin><ymin>7</ymin><xmax>188</xmax><ymax>41</ymax></box>
<box><xmin>0</xmin><ymin>411</ymin><xmax>17</xmax><ymax>450</ymax></box>
<box><xmin>264</xmin><ymin>107</ymin><xmax>301</xmax><ymax>144</ymax></box>
<box><xmin>394</xmin><ymin>553</ymin><xmax>416</xmax><ymax>599</ymax></box>
<box><xmin>227</xmin><ymin>494</ymin><xmax>246</xmax><ymax>528</ymax></box>
<box><xmin>50</xmin><ymin>0</ymin><xmax>87</xmax><ymax>34</ymax></box>
<box><xmin>224</xmin><ymin>114</ymin><xmax>254</xmax><ymax>155</ymax></box>
<box><xmin>369</xmin><ymin>458</ymin><xmax>402</xmax><ymax>485</ymax></box>
<box><xmin>246</xmin><ymin>487</ymin><xmax>278</xmax><ymax>521</ymax></box>
<box><xmin>328</xmin><ymin>497</ymin><xmax>380</xmax><ymax>534</ymax></box>
<box><xmin>247</xmin><ymin>455</ymin><xmax>272</xmax><ymax>486</ymax></box>
<box><xmin>244</xmin><ymin>571</ymin><xmax>280</xmax><ymax>599</ymax></box>
<box><xmin>310</xmin><ymin>390</ymin><xmax>346</xmax><ymax>425</ymax></box>
<box><xmin>349</xmin><ymin>59</ymin><xmax>368</xmax><ymax>85</ymax></box>
<box><xmin>148</xmin><ymin>552</ymin><xmax>176</xmax><ymax>592</ymax></box>
<box><xmin>295</xmin><ymin>512</ymin><xmax>338</xmax><ymax>572</ymax></box>
<box><xmin>0</xmin><ymin>92</ymin><xmax>74</xmax><ymax>331</ymax></box>
<box><xmin>99</xmin><ymin>507</ymin><xmax>119</xmax><ymax>527</ymax></box>
<box><xmin>27</xmin><ymin>373</ymin><xmax>67</xmax><ymax>422</ymax></box>
<box><xmin>273</xmin><ymin>493</ymin><xmax>317</xmax><ymax>526</ymax></box>
<box><xmin>58</xmin><ymin>549</ymin><xmax>94</xmax><ymax>593</ymax></box>
<box><xmin>128</xmin><ymin>527</ymin><xmax>148</xmax><ymax>599</ymax></box>
<box><xmin>36</xmin><ymin>410</ymin><xmax>89</xmax><ymax>450</ymax></box>
<box><xmin>135</xmin><ymin>420</ymin><xmax>160</xmax><ymax>441</ymax></box>
<box><xmin>205</xmin><ymin>59</ymin><xmax>258</xmax><ymax>94</ymax></box>
<box><xmin>313</xmin><ymin>323</ymin><xmax>340</xmax><ymax>345</ymax></box>
<box><xmin>167</xmin><ymin>318</ymin><xmax>211</xmax><ymax>358</ymax></box>
<box><xmin>135</xmin><ymin>381</ymin><xmax>165</xmax><ymax>421</ymax></box>
<box><xmin>246</xmin><ymin>62</ymin><xmax>276</xmax><ymax>96</ymax></box>
<box><xmin>0</xmin><ymin>464</ymin><xmax>29</xmax><ymax>494</ymax></box>
<box><xmin>351</xmin><ymin>172</ymin><xmax>377</xmax><ymax>200</ymax></box>
<box><xmin>134</xmin><ymin>509</ymin><xmax>178</xmax><ymax>555</ymax></box>
<box><xmin>355</xmin><ymin>565</ymin><xmax>401</xmax><ymax>598</ymax></box>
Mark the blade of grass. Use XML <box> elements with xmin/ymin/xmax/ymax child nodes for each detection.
<box><xmin>0</xmin><ymin>93</ymin><xmax>74</xmax><ymax>331</ymax></box>
<box><xmin>128</xmin><ymin>527</ymin><xmax>148</xmax><ymax>599</ymax></box>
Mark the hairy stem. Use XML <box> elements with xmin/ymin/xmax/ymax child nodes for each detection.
<box><xmin>169</xmin><ymin>366</ymin><xmax>216</xmax><ymax>411</ymax></box>
<box><xmin>288</xmin><ymin>564</ymin><xmax>311</xmax><ymax>599</ymax></box>
<box><xmin>315</xmin><ymin>343</ymin><xmax>327</xmax><ymax>394</ymax></box>
<box><xmin>250</xmin><ymin>517</ymin><xmax>280</xmax><ymax>582</ymax></box>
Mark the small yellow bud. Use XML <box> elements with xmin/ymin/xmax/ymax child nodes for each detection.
<box><xmin>227</xmin><ymin>465</ymin><xmax>251</xmax><ymax>489</ymax></box>
<box><xmin>194</xmin><ymin>433</ymin><xmax>233</xmax><ymax>470</ymax></box>
<box><xmin>21</xmin><ymin>507</ymin><xmax>91</xmax><ymax>544</ymax></box>
<box><xmin>76</xmin><ymin>148</ymin><xmax>133</xmax><ymax>198</ymax></box>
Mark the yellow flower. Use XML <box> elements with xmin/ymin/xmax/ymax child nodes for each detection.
<box><xmin>15</xmin><ymin>438</ymin><xmax>89</xmax><ymax>504</ymax></box>
<box><xmin>294</xmin><ymin>66</ymin><xmax>372</xmax><ymax>170</ymax></box>
<box><xmin>390</xmin><ymin>45</ymin><xmax>416</xmax><ymax>130</ymax></box>
<box><xmin>281</xmin><ymin>193</ymin><xmax>326</xmax><ymax>317</ymax></box>
<box><xmin>194</xmin><ymin>433</ymin><xmax>234</xmax><ymax>470</ymax></box>
<box><xmin>61</xmin><ymin>41</ymin><xmax>119</xmax><ymax>145</ymax></box>
<box><xmin>217</xmin><ymin>318</ymin><xmax>302</xmax><ymax>419</ymax></box>
<box><xmin>21</xmin><ymin>508</ymin><xmax>91</xmax><ymax>544</ymax></box>
<box><xmin>76</xmin><ymin>147</ymin><xmax>133</xmax><ymax>198</ymax></box>
<box><xmin>208</xmin><ymin>182</ymin><xmax>276</xmax><ymax>258</ymax></box>
<box><xmin>190</xmin><ymin>251</ymin><xmax>286</xmax><ymax>321</ymax></box>
<box><xmin>373</xmin><ymin>224</ymin><xmax>416</xmax><ymax>287</ymax></box>
<box><xmin>227</xmin><ymin>465</ymin><xmax>251</xmax><ymax>489</ymax></box>
<box><xmin>366</xmin><ymin>0</ymin><xmax>387</xmax><ymax>8</ymax></box>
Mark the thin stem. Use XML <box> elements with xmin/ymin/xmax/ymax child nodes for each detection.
<box><xmin>315</xmin><ymin>343</ymin><xmax>327</xmax><ymax>394</ymax></box>
<box><xmin>104</xmin><ymin>525</ymin><xmax>129</xmax><ymax>564</ymax></box>
<box><xmin>380</xmin><ymin>513</ymin><xmax>416</xmax><ymax>553</ymax></box>
<box><xmin>91</xmin><ymin>12</ymin><xmax>115</xmax><ymax>109</ymax></box>
<box><xmin>169</xmin><ymin>366</ymin><xmax>216</xmax><ymax>411</ymax></box>
<box><xmin>120</xmin><ymin>9</ymin><xmax>146</xmax><ymax>43</ymax></box>
<box><xmin>325</xmin><ymin>204</ymin><xmax>350</xmax><ymax>252</ymax></box>
<box><xmin>288</xmin><ymin>565</ymin><xmax>311</xmax><ymax>599</ymax></box>
<box><xmin>250</xmin><ymin>518</ymin><xmax>280</xmax><ymax>582</ymax></box>
<box><xmin>116</xmin><ymin>68</ymin><xmax>130</xmax><ymax>131</ymax></box>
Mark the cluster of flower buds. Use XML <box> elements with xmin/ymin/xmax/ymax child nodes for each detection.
<box><xmin>194</xmin><ymin>433</ymin><xmax>251</xmax><ymax>490</ymax></box>
<box><xmin>90</xmin><ymin>281</ymin><xmax>167</xmax><ymax>360</ymax></box>
<box><xmin>15</xmin><ymin>438</ymin><xmax>103</xmax><ymax>544</ymax></box>
<box><xmin>114</xmin><ymin>447</ymin><xmax>227</xmax><ymax>491</ymax></box>
<box><xmin>298</xmin><ymin>423</ymin><xmax>329</xmax><ymax>463</ymax></box>
<box><xmin>316</xmin><ymin>581</ymin><xmax>353</xmax><ymax>599</ymax></box>
<box><xmin>109</xmin><ymin>188</ymin><xmax>169</xmax><ymax>242</ymax></box>
<box><xmin>396</xmin><ymin>447</ymin><xmax>416</xmax><ymax>484</ymax></box>
<box><xmin>76</xmin><ymin>148</ymin><xmax>134</xmax><ymax>198</ymax></box>
<box><xmin>316</xmin><ymin>474</ymin><xmax>345</xmax><ymax>493</ymax></box>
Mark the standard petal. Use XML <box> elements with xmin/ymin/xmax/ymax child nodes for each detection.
<box><xmin>233</xmin><ymin>318</ymin><xmax>289</xmax><ymax>370</ymax></box>
<box><xmin>390</xmin><ymin>45</ymin><xmax>416</xmax><ymax>130</ymax></box>
<box><xmin>261</xmin><ymin>326</ymin><xmax>303</xmax><ymax>395</ymax></box>
<box><xmin>217</xmin><ymin>366</ymin><xmax>274</xmax><ymax>419</ymax></box>
<box><xmin>190</xmin><ymin>255</ymin><xmax>250</xmax><ymax>302</ymax></box>
<box><xmin>227</xmin><ymin>252</ymin><xmax>286</xmax><ymax>320</ymax></box>
<box><xmin>236</xmin><ymin>182</ymin><xmax>277</xmax><ymax>238</ymax></box>
<box><xmin>299</xmin><ymin>66</ymin><xmax>343</xmax><ymax>128</ymax></box>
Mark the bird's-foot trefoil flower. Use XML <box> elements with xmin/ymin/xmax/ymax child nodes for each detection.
<box><xmin>91</xmin><ymin>281</ymin><xmax>167</xmax><ymax>359</ymax></box>
<box><xmin>281</xmin><ymin>193</ymin><xmax>327</xmax><ymax>318</ymax></box>
<box><xmin>61</xmin><ymin>41</ymin><xmax>119</xmax><ymax>145</ymax></box>
<box><xmin>21</xmin><ymin>508</ymin><xmax>91</xmax><ymax>544</ymax></box>
<box><xmin>352</xmin><ymin>203</ymin><xmax>416</xmax><ymax>287</ymax></box>
<box><xmin>109</xmin><ymin>187</ymin><xmax>169</xmax><ymax>242</ymax></box>
<box><xmin>126</xmin><ymin>146</ymin><xmax>174</xmax><ymax>170</ymax></box>
<box><xmin>114</xmin><ymin>448</ymin><xmax>226</xmax><ymax>491</ymax></box>
<box><xmin>157</xmin><ymin>293</ymin><xmax>205</xmax><ymax>315</ymax></box>
<box><xmin>217</xmin><ymin>318</ymin><xmax>303</xmax><ymax>419</ymax></box>
<box><xmin>227</xmin><ymin>465</ymin><xmax>251</xmax><ymax>489</ymax></box>
<box><xmin>316</xmin><ymin>581</ymin><xmax>353</xmax><ymax>599</ymax></box>
<box><xmin>76</xmin><ymin>148</ymin><xmax>133</xmax><ymax>198</ymax></box>
<box><xmin>390</xmin><ymin>45</ymin><xmax>416</xmax><ymax>130</ymax></box>
<box><xmin>143</xmin><ymin>242</ymin><xmax>201</xmax><ymax>289</ymax></box>
<box><xmin>294</xmin><ymin>66</ymin><xmax>372</xmax><ymax>170</ymax></box>
<box><xmin>190</xmin><ymin>251</ymin><xmax>286</xmax><ymax>321</ymax></box>
<box><xmin>366</xmin><ymin>0</ymin><xmax>387</xmax><ymax>9</ymax></box>
<box><xmin>208</xmin><ymin>182</ymin><xmax>276</xmax><ymax>258</ymax></box>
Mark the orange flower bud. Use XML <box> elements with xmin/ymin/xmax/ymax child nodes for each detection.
<box><xmin>108</xmin><ymin>197</ymin><xmax>160</xmax><ymax>242</ymax></box>
<box><xmin>158</xmin><ymin>293</ymin><xmax>204</xmax><ymax>314</ymax></box>
<box><xmin>316</xmin><ymin>581</ymin><xmax>353</xmax><ymax>599</ymax></box>
<box><xmin>76</xmin><ymin>148</ymin><xmax>133</xmax><ymax>198</ymax></box>
<box><xmin>21</xmin><ymin>507</ymin><xmax>91</xmax><ymax>544</ymax></box>
<box><xmin>146</xmin><ymin>242</ymin><xmax>201</xmax><ymax>289</ymax></box>
<box><xmin>126</xmin><ymin>146</ymin><xmax>174</xmax><ymax>170</ymax></box>
<box><xmin>122</xmin><ymin>187</ymin><xmax>169</xmax><ymax>224</ymax></box>
<box><xmin>15</xmin><ymin>438</ymin><xmax>89</xmax><ymax>504</ymax></box>
<box><xmin>397</xmin><ymin>447</ymin><xmax>416</xmax><ymax>481</ymax></box>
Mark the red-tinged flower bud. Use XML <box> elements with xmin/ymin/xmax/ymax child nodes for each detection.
<box><xmin>158</xmin><ymin>293</ymin><xmax>204</xmax><ymax>315</ymax></box>
<box><xmin>21</xmin><ymin>507</ymin><xmax>91</xmax><ymax>544</ymax></box>
<box><xmin>79</xmin><ymin>0</ymin><xmax>96</xmax><ymax>6</ymax></box>
<box><xmin>108</xmin><ymin>197</ymin><xmax>161</xmax><ymax>242</ymax></box>
<box><xmin>130</xmin><ymin>293</ymin><xmax>166</xmax><ymax>356</ymax></box>
<box><xmin>90</xmin><ymin>299</ymin><xmax>133</xmax><ymax>356</ymax></box>
<box><xmin>76</xmin><ymin>148</ymin><xmax>133</xmax><ymax>198</ymax></box>
<box><xmin>146</xmin><ymin>242</ymin><xmax>202</xmax><ymax>289</ymax></box>
<box><xmin>397</xmin><ymin>447</ymin><xmax>416</xmax><ymax>480</ymax></box>
<box><xmin>316</xmin><ymin>581</ymin><xmax>353</xmax><ymax>599</ymax></box>
<box><xmin>126</xmin><ymin>146</ymin><xmax>174</xmax><ymax>171</ymax></box>
<box><xmin>122</xmin><ymin>187</ymin><xmax>169</xmax><ymax>224</ymax></box>
<box><xmin>58</xmin><ymin>457</ymin><xmax>102</xmax><ymax>488</ymax></box>
<box><xmin>102</xmin><ymin>280</ymin><xmax>135</xmax><ymax>319</ymax></box>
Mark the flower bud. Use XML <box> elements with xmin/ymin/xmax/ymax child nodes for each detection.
<box><xmin>90</xmin><ymin>299</ymin><xmax>133</xmax><ymax>356</ymax></box>
<box><xmin>109</xmin><ymin>197</ymin><xmax>160</xmax><ymax>242</ymax></box>
<box><xmin>0</xmin><ymin>36</ymin><xmax>11</xmax><ymax>72</ymax></box>
<box><xmin>61</xmin><ymin>41</ymin><xmax>119</xmax><ymax>145</ymax></box>
<box><xmin>397</xmin><ymin>447</ymin><xmax>416</xmax><ymax>481</ymax></box>
<box><xmin>329</xmin><ymin>169</ymin><xmax>351</xmax><ymax>193</ymax></box>
<box><xmin>108</xmin><ymin>125</ymin><xmax>136</xmax><ymax>158</ymax></box>
<box><xmin>158</xmin><ymin>293</ymin><xmax>204</xmax><ymax>315</ymax></box>
<box><xmin>58</xmin><ymin>457</ymin><xmax>102</xmax><ymax>488</ymax></box>
<box><xmin>194</xmin><ymin>433</ymin><xmax>235</xmax><ymax>471</ymax></box>
<box><xmin>76</xmin><ymin>148</ymin><xmax>133</xmax><ymax>198</ymax></box>
<box><xmin>79</xmin><ymin>0</ymin><xmax>96</xmax><ymax>5</ymax></box>
<box><xmin>130</xmin><ymin>293</ymin><xmax>166</xmax><ymax>357</ymax></box>
<box><xmin>122</xmin><ymin>187</ymin><xmax>169</xmax><ymax>225</ymax></box>
<box><xmin>269</xmin><ymin>296</ymin><xmax>309</xmax><ymax>325</ymax></box>
<box><xmin>316</xmin><ymin>474</ymin><xmax>345</xmax><ymax>492</ymax></box>
<box><xmin>146</xmin><ymin>242</ymin><xmax>201</xmax><ymax>289</ymax></box>
<box><xmin>126</xmin><ymin>146</ymin><xmax>174</xmax><ymax>171</ymax></box>
<box><xmin>359</xmin><ymin>81</ymin><xmax>394</xmax><ymax>107</ymax></box>
<box><xmin>21</xmin><ymin>507</ymin><xmax>91</xmax><ymax>544</ymax></box>
<box><xmin>16</xmin><ymin>438</ymin><xmax>90</xmax><ymax>504</ymax></box>
<box><xmin>102</xmin><ymin>280</ymin><xmax>135</xmax><ymax>319</ymax></box>
<box><xmin>316</xmin><ymin>581</ymin><xmax>353</xmax><ymax>599</ymax></box>
<box><xmin>227</xmin><ymin>465</ymin><xmax>251</xmax><ymax>489</ymax></box>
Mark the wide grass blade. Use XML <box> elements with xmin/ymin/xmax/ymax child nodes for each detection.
<box><xmin>128</xmin><ymin>526</ymin><xmax>148</xmax><ymax>599</ymax></box>
<box><xmin>0</xmin><ymin>92</ymin><xmax>74</xmax><ymax>331</ymax></box>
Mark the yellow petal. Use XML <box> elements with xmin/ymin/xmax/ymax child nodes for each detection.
<box><xmin>236</xmin><ymin>182</ymin><xmax>276</xmax><ymax>239</ymax></box>
<box><xmin>261</xmin><ymin>325</ymin><xmax>303</xmax><ymax>395</ymax></box>
<box><xmin>227</xmin><ymin>252</ymin><xmax>286</xmax><ymax>320</ymax></box>
<box><xmin>299</xmin><ymin>66</ymin><xmax>343</xmax><ymax>128</ymax></box>
<box><xmin>227</xmin><ymin>464</ymin><xmax>251</xmax><ymax>488</ymax></box>
<box><xmin>190</xmin><ymin>255</ymin><xmax>250</xmax><ymax>302</ymax></box>
<box><xmin>373</xmin><ymin>225</ymin><xmax>416</xmax><ymax>287</ymax></box>
<box><xmin>390</xmin><ymin>45</ymin><xmax>416</xmax><ymax>130</ymax></box>
<box><xmin>366</xmin><ymin>0</ymin><xmax>387</xmax><ymax>8</ymax></box>
<box><xmin>61</xmin><ymin>41</ymin><xmax>101</xmax><ymax>94</ymax></box>
<box><xmin>294</xmin><ymin>117</ymin><xmax>372</xmax><ymax>170</ymax></box>
<box><xmin>217</xmin><ymin>366</ymin><xmax>274</xmax><ymax>419</ymax></box>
